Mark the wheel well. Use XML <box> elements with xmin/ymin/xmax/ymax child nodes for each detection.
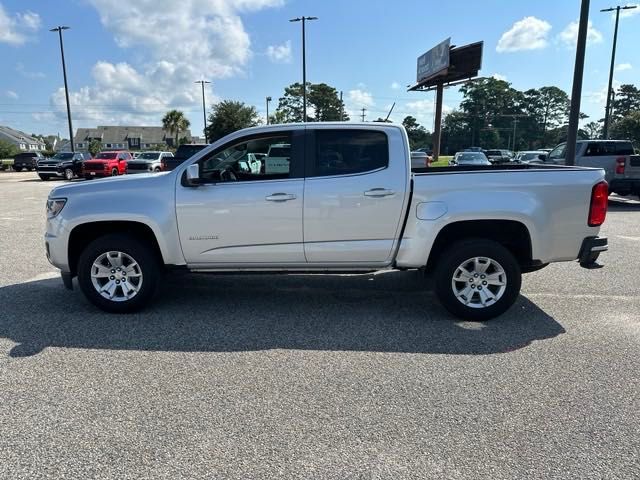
<box><xmin>426</xmin><ymin>220</ymin><xmax>533</xmax><ymax>271</ymax></box>
<box><xmin>68</xmin><ymin>221</ymin><xmax>163</xmax><ymax>275</ymax></box>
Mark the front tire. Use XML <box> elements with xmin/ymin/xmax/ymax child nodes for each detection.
<box><xmin>64</xmin><ymin>168</ymin><xmax>74</xmax><ymax>180</ymax></box>
<box><xmin>77</xmin><ymin>234</ymin><xmax>161</xmax><ymax>313</ymax></box>
<box><xmin>39</xmin><ymin>174</ymin><xmax>50</xmax><ymax>181</ymax></box>
<box><xmin>111</xmin><ymin>168</ymin><xmax>119</xmax><ymax>176</ymax></box>
<box><xmin>433</xmin><ymin>239</ymin><xmax>522</xmax><ymax>321</ymax></box>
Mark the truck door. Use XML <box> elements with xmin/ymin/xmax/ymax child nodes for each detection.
<box><xmin>175</xmin><ymin>129</ymin><xmax>306</xmax><ymax>266</ymax></box>
<box><xmin>303</xmin><ymin>127</ymin><xmax>409</xmax><ymax>264</ymax></box>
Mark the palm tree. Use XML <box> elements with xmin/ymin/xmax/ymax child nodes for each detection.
<box><xmin>162</xmin><ymin>110</ymin><xmax>191</xmax><ymax>147</ymax></box>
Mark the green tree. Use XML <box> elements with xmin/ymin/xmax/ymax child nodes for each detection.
<box><xmin>275</xmin><ymin>82</ymin><xmax>348</xmax><ymax>122</ymax></box>
<box><xmin>0</xmin><ymin>139</ymin><xmax>18</xmax><ymax>159</ymax></box>
<box><xmin>612</xmin><ymin>84</ymin><xmax>640</xmax><ymax>121</ymax></box>
<box><xmin>523</xmin><ymin>86</ymin><xmax>570</xmax><ymax>144</ymax></box>
<box><xmin>88</xmin><ymin>139</ymin><xmax>102</xmax><ymax>157</ymax></box>
<box><xmin>584</xmin><ymin>121</ymin><xmax>601</xmax><ymax>140</ymax></box>
<box><xmin>611</xmin><ymin>111</ymin><xmax>640</xmax><ymax>147</ymax></box>
<box><xmin>162</xmin><ymin>110</ymin><xmax>191</xmax><ymax>147</ymax></box>
<box><xmin>402</xmin><ymin>116</ymin><xmax>431</xmax><ymax>150</ymax></box>
<box><xmin>205</xmin><ymin>100</ymin><xmax>260</xmax><ymax>142</ymax></box>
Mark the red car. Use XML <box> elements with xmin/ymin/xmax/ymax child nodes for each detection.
<box><xmin>82</xmin><ymin>150</ymin><xmax>132</xmax><ymax>179</ymax></box>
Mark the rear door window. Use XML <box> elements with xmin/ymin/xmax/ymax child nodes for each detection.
<box><xmin>311</xmin><ymin>129</ymin><xmax>389</xmax><ymax>177</ymax></box>
<box><xmin>615</xmin><ymin>142</ymin><xmax>634</xmax><ymax>155</ymax></box>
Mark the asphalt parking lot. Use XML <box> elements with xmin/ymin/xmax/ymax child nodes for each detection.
<box><xmin>1</xmin><ymin>171</ymin><xmax>639</xmax><ymax>479</ymax></box>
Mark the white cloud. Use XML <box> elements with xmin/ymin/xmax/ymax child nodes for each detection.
<box><xmin>492</xmin><ymin>73</ymin><xmax>508</xmax><ymax>81</ymax></box>
<box><xmin>0</xmin><ymin>3</ymin><xmax>41</xmax><ymax>45</ymax></box>
<box><xmin>496</xmin><ymin>16</ymin><xmax>552</xmax><ymax>53</ymax></box>
<box><xmin>558</xmin><ymin>20</ymin><xmax>603</xmax><ymax>48</ymax></box>
<box><xmin>49</xmin><ymin>0</ymin><xmax>284</xmax><ymax>126</ymax></box>
<box><xmin>348</xmin><ymin>89</ymin><xmax>374</xmax><ymax>108</ymax></box>
<box><xmin>266</xmin><ymin>40</ymin><xmax>291</xmax><ymax>63</ymax></box>
<box><xmin>390</xmin><ymin>81</ymin><xmax>400</xmax><ymax>90</ymax></box>
<box><xmin>5</xmin><ymin>90</ymin><xmax>18</xmax><ymax>99</ymax></box>
<box><xmin>403</xmin><ymin>99</ymin><xmax>453</xmax><ymax>130</ymax></box>
<box><xmin>616</xmin><ymin>63</ymin><xmax>633</xmax><ymax>71</ymax></box>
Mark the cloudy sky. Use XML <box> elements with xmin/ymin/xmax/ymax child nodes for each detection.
<box><xmin>0</xmin><ymin>0</ymin><xmax>638</xmax><ymax>137</ymax></box>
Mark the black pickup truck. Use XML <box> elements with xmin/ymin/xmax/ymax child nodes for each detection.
<box><xmin>161</xmin><ymin>144</ymin><xmax>208</xmax><ymax>171</ymax></box>
<box><xmin>13</xmin><ymin>151</ymin><xmax>45</xmax><ymax>171</ymax></box>
<box><xmin>37</xmin><ymin>152</ymin><xmax>93</xmax><ymax>181</ymax></box>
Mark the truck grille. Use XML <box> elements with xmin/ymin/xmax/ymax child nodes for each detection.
<box><xmin>38</xmin><ymin>163</ymin><xmax>59</xmax><ymax>172</ymax></box>
<box><xmin>127</xmin><ymin>163</ymin><xmax>149</xmax><ymax>171</ymax></box>
<box><xmin>83</xmin><ymin>163</ymin><xmax>105</xmax><ymax>171</ymax></box>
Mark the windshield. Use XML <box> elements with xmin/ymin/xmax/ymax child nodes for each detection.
<box><xmin>138</xmin><ymin>152</ymin><xmax>161</xmax><ymax>160</ymax></box>
<box><xmin>176</xmin><ymin>145</ymin><xmax>206</xmax><ymax>158</ymax></box>
<box><xmin>268</xmin><ymin>148</ymin><xmax>290</xmax><ymax>157</ymax></box>
<box><xmin>52</xmin><ymin>153</ymin><xmax>74</xmax><ymax>160</ymax></box>
<box><xmin>458</xmin><ymin>153</ymin><xmax>487</xmax><ymax>161</ymax></box>
<box><xmin>548</xmin><ymin>144</ymin><xmax>566</xmax><ymax>160</ymax></box>
<box><xmin>519</xmin><ymin>153</ymin><xmax>540</xmax><ymax>161</ymax></box>
<box><xmin>485</xmin><ymin>150</ymin><xmax>501</xmax><ymax>156</ymax></box>
<box><xmin>96</xmin><ymin>152</ymin><xmax>117</xmax><ymax>159</ymax></box>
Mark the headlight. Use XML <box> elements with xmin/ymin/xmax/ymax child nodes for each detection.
<box><xmin>46</xmin><ymin>198</ymin><xmax>67</xmax><ymax>218</ymax></box>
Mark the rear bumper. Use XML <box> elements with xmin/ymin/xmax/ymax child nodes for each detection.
<box><xmin>578</xmin><ymin>236</ymin><xmax>608</xmax><ymax>268</ymax></box>
<box><xmin>610</xmin><ymin>178</ymin><xmax>640</xmax><ymax>195</ymax></box>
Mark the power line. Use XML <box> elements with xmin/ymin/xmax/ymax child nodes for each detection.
<box><xmin>360</xmin><ymin>108</ymin><xmax>367</xmax><ymax>121</ymax></box>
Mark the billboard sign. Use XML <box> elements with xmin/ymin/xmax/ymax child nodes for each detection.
<box><xmin>417</xmin><ymin>38</ymin><xmax>450</xmax><ymax>82</ymax></box>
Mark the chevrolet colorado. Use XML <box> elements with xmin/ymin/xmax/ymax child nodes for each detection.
<box><xmin>45</xmin><ymin>123</ymin><xmax>608</xmax><ymax>320</ymax></box>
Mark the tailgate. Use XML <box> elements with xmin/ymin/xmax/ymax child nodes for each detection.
<box><xmin>626</xmin><ymin>155</ymin><xmax>640</xmax><ymax>176</ymax></box>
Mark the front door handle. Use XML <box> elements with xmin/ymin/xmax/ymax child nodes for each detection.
<box><xmin>364</xmin><ymin>188</ymin><xmax>395</xmax><ymax>198</ymax></box>
<box><xmin>265</xmin><ymin>193</ymin><xmax>297</xmax><ymax>202</ymax></box>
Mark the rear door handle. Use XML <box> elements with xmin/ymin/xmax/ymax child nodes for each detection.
<box><xmin>265</xmin><ymin>193</ymin><xmax>297</xmax><ymax>202</ymax></box>
<box><xmin>364</xmin><ymin>188</ymin><xmax>395</xmax><ymax>198</ymax></box>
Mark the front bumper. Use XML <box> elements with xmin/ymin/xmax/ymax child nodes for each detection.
<box><xmin>578</xmin><ymin>236</ymin><xmax>608</xmax><ymax>269</ymax></box>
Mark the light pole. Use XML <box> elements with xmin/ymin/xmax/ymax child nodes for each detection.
<box><xmin>565</xmin><ymin>0</ymin><xmax>590</xmax><ymax>166</ymax></box>
<box><xmin>195</xmin><ymin>80</ymin><xmax>211</xmax><ymax>143</ymax></box>
<box><xmin>601</xmin><ymin>5</ymin><xmax>637</xmax><ymax>139</ymax></box>
<box><xmin>266</xmin><ymin>96</ymin><xmax>272</xmax><ymax>125</ymax></box>
<box><xmin>50</xmin><ymin>26</ymin><xmax>74</xmax><ymax>153</ymax></box>
<box><xmin>289</xmin><ymin>16</ymin><xmax>318</xmax><ymax>122</ymax></box>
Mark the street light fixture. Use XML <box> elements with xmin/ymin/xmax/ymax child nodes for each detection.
<box><xmin>266</xmin><ymin>96</ymin><xmax>272</xmax><ymax>125</ymax></box>
<box><xmin>289</xmin><ymin>16</ymin><xmax>318</xmax><ymax>122</ymax></box>
<box><xmin>600</xmin><ymin>5</ymin><xmax>637</xmax><ymax>139</ymax></box>
<box><xmin>195</xmin><ymin>80</ymin><xmax>211</xmax><ymax>143</ymax></box>
<box><xmin>50</xmin><ymin>26</ymin><xmax>74</xmax><ymax>153</ymax></box>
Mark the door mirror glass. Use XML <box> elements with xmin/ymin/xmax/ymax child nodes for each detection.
<box><xmin>185</xmin><ymin>163</ymin><xmax>201</xmax><ymax>186</ymax></box>
<box><xmin>538</xmin><ymin>154</ymin><xmax>547</xmax><ymax>161</ymax></box>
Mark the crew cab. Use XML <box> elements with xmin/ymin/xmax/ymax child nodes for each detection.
<box><xmin>82</xmin><ymin>150</ymin><xmax>132</xmax><ymax>179</ymax></box>
<box><xmin>13</xmin><ymin>151</ymin><xmax>45</xmax><ymax>171</ymax></box>
<box><xmin>125</xmin><ymin>151</ymin><xmax>173</xmax><ymax>174</ymax></box>
<box><xmin>45</xmin><ymin>123</ymin><xmax>609</xmax><ymax>321</ymax></box>
<box><xmin>536</xmin><ymin>140</ymin><xmax>640</xmax><ymax>198</ymax></box>
<box><xmin>37</xmin><ymin>151</ymin><xmax>92</xmax><ymax>181</ymax></box>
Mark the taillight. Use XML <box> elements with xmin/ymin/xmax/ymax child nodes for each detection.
<box><xmin>588</xmin><ymin>181</ymin><xmax>608</xmax><ymax>227</ymax></box>
<box><xmin>615</xmin><ymin>157</ymin><xmax>626</xmax><ymax>175</ymax></box>
<box><xmin>160</xmin><ymin>161</ymin><xmax>166</xmax><ymax>171</ymax></box>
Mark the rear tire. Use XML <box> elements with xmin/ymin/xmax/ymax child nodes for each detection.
<box><xmin>433</xmin><ymin>239</ymin><xmax>522</xmax><ymax>321</ymax></box>
<box><xmin>38</xmin><ymin>174</ymin><xmax>50</xmax><ymax>181</ymax></box>
<box><xmin>77</xmin><ymin>234</ymin><xmax>161</xmax><ymax>313</ymax></box>
<box><xmin>111</xmin><ymin>168</ymin><xmax>118</xmax><ymax>176</ymax></box>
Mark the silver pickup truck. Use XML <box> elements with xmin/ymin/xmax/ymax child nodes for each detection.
<box><xmin>44</xmin><ymin>123</ymin><xmax>609</xmax><ymax>321</ymax></box>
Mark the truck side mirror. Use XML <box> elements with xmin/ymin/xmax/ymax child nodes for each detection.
<box><xmin>185</xmin><ymin>163</ymin><xmax>201</xmax><ymax>187</ymax></box>
<box><xmin>538</xmin><ymin>154</ymin><xmax>547</xmax><ymax>161</ymax></box>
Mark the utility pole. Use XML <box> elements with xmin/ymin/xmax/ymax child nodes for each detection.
<box><xmin>432</xmin><ymin>83</ymin><xmax>444</xmax><ymax>161</ymax></box>
<box><xmin>266</xmin><ymin>96</ymin><xmax>272</xmax><ymax>125</ymax></box>
<box><xmin>290</xmin><ymin>16</ymin><xmax>318</xmax><ymax>122</ymax></box>
<box><xmin>601</xmin><ymin>4</ymin><xmax>636</xmax><ymax>138</ymax></box>
<box><xmin>50</xmin><ymin>26</ymin><xmax>74</xmax><ymax>152</ymax></box>
<box><xmin>360</xmin><ymin>108</ymin><xmax>367</xmax><ymax>122</ymax></box>
<box><xmin>195</xmin><ymin>80</ymin><xmax>211</xmax><ymax>143</ymax></box>
<box><xmin>566</xmin><ymin>0</ymin><xmax>591</xmax><ymax>166</ymax></box>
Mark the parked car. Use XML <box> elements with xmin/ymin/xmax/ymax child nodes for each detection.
<box><xmin>82</xmin><ymin>150</ymin><xmax>132</xmax><ymax>179</ymax></box>
<box><xmin>125</xmin><ymin>151</ymin><xmax>174</xmax><ymax>174</ymax></box>
<box><xmin>535</xmin><ymin>140</ymin><xmax>640</xmax><ymax>198</ymax></box>
<box><xmin>161</xmin><ymin>144</ymin><xmax>209</xmax><ymax>171</ymax></box>
<box><xmin>13</xmin><ymin>151</ymin><xmax>45</xmax><ymax>171</ymax></box>
<box><xmin>464</xmin><ymin>147</ymin><xmax>484</xmax><ymax>152</ymax></box>
<box><xmin>515</xmin><ymin>151</ymin><xmax>548</xmax><ymax>164</ymax></box>
<box><xmin>37</xmin><ymin>152</ymin><xmax>92</xmax><ymax>181</ymax></box>
<box><xmin>450</xmin><ymin>152</ymin><xmax>492</xmax><ymax>166</ymax></box>
<box><xmin>411</xmin><ymin>151</ymin><xmax>430</xmax><ymax>169</ymax></box>
<box><xmin>45</xmin><ymin>123</ymin><xmax>608</xmax><ymax>321</ymax></box>
<box><xmin>484</xmin><ymin>149</ymin><xmax>513</xmax><ymax>164</ymax></box>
